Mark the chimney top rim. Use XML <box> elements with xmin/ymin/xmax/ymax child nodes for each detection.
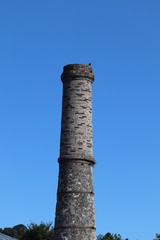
<box><xmin>61</xmin><ymin>64</ymin><xmax>94</xmax><ymax>83</ymax></box>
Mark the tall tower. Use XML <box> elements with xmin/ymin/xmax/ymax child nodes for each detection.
<box><xmin>54</xmin><ymin>64</ymin><xmax>96</xmax><ymax>240</ymax></box>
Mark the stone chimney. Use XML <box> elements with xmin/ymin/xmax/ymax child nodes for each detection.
<box><xmin>54</xmin><ymin>64</ymin><xmax>96</xmax><ymax>240</ymax></box>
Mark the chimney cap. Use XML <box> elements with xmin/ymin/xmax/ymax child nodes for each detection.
<box><xmin>61</xmin><ymin>64</ymin><xmax>94</xmax><ymax>83</ymax></box>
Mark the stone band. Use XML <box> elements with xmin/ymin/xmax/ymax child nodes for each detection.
<box><xmin>58</xmin><ymin>156</ymin><xmax>96</xmax><ymax>165</ymax></box>
<box><xmin>57</xmin><ymin>191</ymin><xmax>94</xmax><ymax>195</ymax></box>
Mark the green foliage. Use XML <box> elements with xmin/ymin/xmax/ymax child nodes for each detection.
<box><xmin>0</xmin><ymin>224</ymin><xmax>27</xmax><ymax>238</ymax></box>
<box><xmin>97</xmin><ymin>232</ymin><xmax>128</xmax><ymax>240</ymax></box>
<box><xmin>20</xmin><ymin>222</ymin><xmax>54</xmax><ymax>240</ymax></box>
<box><xmin>155</xmin><ymin>233</ymin><xmax>160</xmax><ymax>240</ymax></box>
<box><xmin>12</xmin><ymin>224</ymin><xmax>27</xmax><ymax>238</ymax></box>
<box><xmin>1</xmin><ymin>227</ymin><xmax>15</xmax><ymax>237</ymax></box>
<box><xmin>97</xmin><ymin>232</ymin><xmax>121</xmax><ymax>240</ymax></box>
<box><xmin>0</xmin><ymin>225</ymin><xmax>27</xmax><ymax>238</ymax></box>
<box><xmin>0</xmin><ymin>222</ymin><xmax>53</xmax><ymax>240</ymax></box>
<box><xmin>97</xmin><ymin>234</ymin><xmax>104</xmax><ymax>240</ymax></box>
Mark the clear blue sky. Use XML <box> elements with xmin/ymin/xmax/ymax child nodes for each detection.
<box><xmin>0</xmin><ymin>1</ymin><xmax>160</xmax><ymax>240</ymax></box>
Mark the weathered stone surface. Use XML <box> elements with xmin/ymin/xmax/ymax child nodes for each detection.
<box><xmin>54</xmin><ymin>64</ymin><xmax>96</xmax><ymax>240</ymax></box>
<box><xmin>57</xmin><ymin>162</ymin><xmax>94</xmax><ymax>193</ymax></box>
<box><xmin>55</xmin><ymin>192</ymin><xmax>95</xmax><ymax>227</ymax></box>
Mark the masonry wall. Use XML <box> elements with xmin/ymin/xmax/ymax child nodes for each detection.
<box><xmin>60</xmin><ymin>79</ymin><xmax>93</xmax><ymax>159</ymax></box>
